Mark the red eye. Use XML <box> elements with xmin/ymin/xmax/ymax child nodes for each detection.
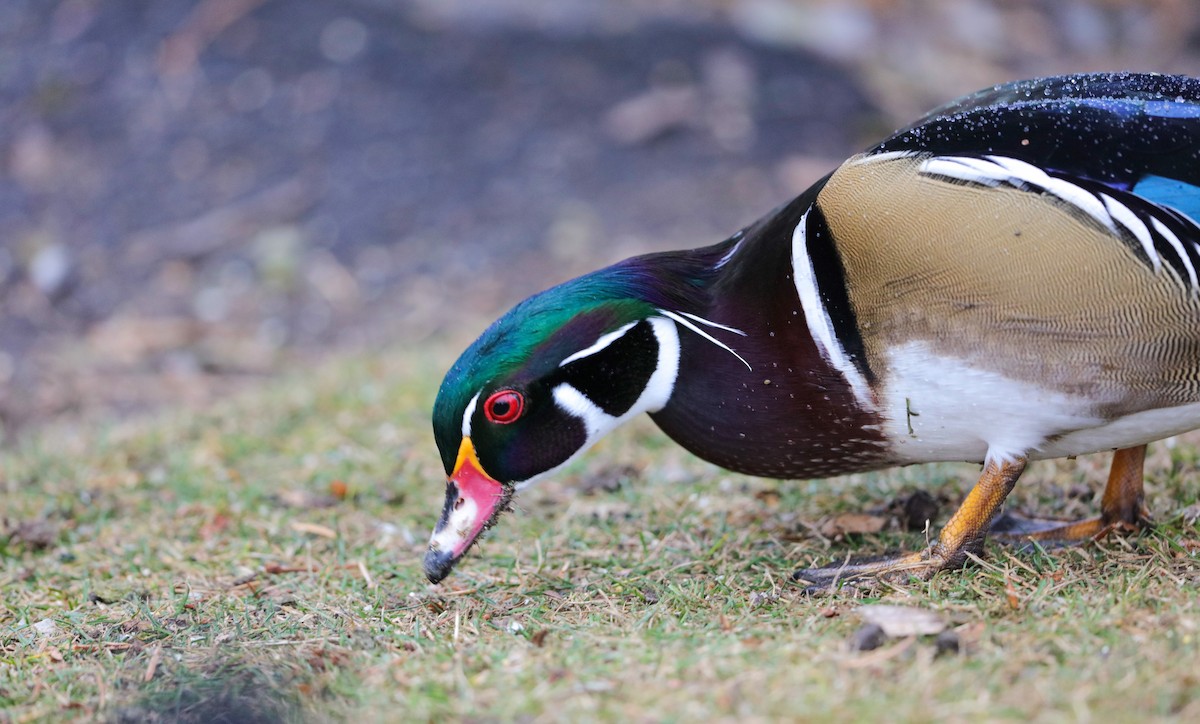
<box><xmin>484</xmin><ymin>390</ymin><xmax>524</xmax><ymax>424</ymax></box>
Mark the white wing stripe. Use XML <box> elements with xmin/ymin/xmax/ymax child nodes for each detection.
<box><xmin>1101</xmin><ymin>193</ymin><xmax>1159</xmax><ymax>271</ymax></box>
<box><xmin>1151</xmin><ymin>217</ymin><xmax>1198</xmax><ymax>288</ymax></box>
<box><xmin>916</xmin><ymin>153</ymin><xmax>1200</xmax><ymax>290</ymax></box>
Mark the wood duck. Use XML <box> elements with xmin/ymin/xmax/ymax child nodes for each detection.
<box><xmin>424</xmin><ymin>72</ymin><xmax>1200</xmax><ymax>586</ymax></box>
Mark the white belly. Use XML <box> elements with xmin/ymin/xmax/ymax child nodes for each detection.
<box><xmin>879</xmin><ymin>342</ymin><xmax>1200</xmax><ymax>464</ymax></box>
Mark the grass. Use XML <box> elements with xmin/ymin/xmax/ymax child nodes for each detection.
<box><xmin>2</xmin><ymin>341</ymin><xmax>1200</xmax><ymax>722</ymax></box>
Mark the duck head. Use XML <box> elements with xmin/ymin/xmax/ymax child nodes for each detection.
<box><xmin>423</xmin><ymin>256</ymin><xmax>723</xmax><ymax>583</ymax></box>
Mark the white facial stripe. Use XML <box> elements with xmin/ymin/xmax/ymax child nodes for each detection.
<box><xmin>560</xmin><ymin>321</ymin><xmax>638</xmax><ymax>367</ymax></box>
<box><xmin>513</xmin><ymin>317</ymin><xmax>679</xmax><ymax>492</ymax></box>
<box><xmin>676</xmin><ymin>311</ymin><xmax>747</xmax><ymax>336</ymax></box>
<box><xmin>460</xmin><ymin>392</ymin><xmax>480</xmax><ymax>437</ymax></box>
<box><xmin>657</xmin><ymin>308</ymin><xmax>752</xmax><ymax>370</ymax></box>
<box><xmin>791</xmin><ymin>209</ymin><xmax>874</xmax><ymax>410</ymax></box>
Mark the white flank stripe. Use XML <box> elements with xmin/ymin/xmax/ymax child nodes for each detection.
<box><xmin>657</xmin><ymin>309</ymin><xmax>752</xmax><ymax>370</ymax></box>
<box><xmin>559</xmin><ymin>321</ymin><xmax>637</xmax><ymax>366</ymax></box>
<box><xmin>1101</xmin><ymin>194</ymin><xmax>1160</xmax><ymax>271</ymax></box>
<box><xmin>790</xmin><ymin>209</ymin><xmax>874</xmax><ymax>410</ymax></box>
<box><xmin>1151</xmin><ymin>217</ymin><xmax>1198</xmax><ymax>288</ymax></box>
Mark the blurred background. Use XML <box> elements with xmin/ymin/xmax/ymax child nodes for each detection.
<box><xmin>3</xmin><ymin>0</ymin><xmax>1200</xmax><ymax>440</ymax></box>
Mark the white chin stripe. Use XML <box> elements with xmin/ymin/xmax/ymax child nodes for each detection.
<box><xmin>791</xmin><ymin>209</ymin><xmax>874</xmax><ymax>410</ymax></box>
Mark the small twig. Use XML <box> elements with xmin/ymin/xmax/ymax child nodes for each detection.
<box><xmin>143</xmin><ymin>643</ymin><xmax>163</xmax><ymax>683</ymax></box>
<box><xmin>356</xmin><ymin>560</ymin><xmax>375</xmax><ymax>589</ymax></box>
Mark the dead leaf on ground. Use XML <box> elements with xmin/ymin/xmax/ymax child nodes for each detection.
<box><xmin>753</xmin><ymin>489</ymin><xmax>781</xmax><ymax>507</ymax></box>
<box><xmin>856</xmin><ymin>604</ymin><xmax>947</xmax><ymax>638</ymax></box>
<box><xmin>5</xmin><ymin>518</ymin><xmax>61</xmax><ymax>549</ymax></box>
<box><xmin>819</xmin><ymin>513</ymin><xmax>887</xmax><ymax>538</ymax></box>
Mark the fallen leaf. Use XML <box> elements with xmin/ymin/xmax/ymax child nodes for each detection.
<box><xmin>1005</xmin><ymin>576</ymin><xmax>1022</xmax><ymax>611</ymax></box>
<box><xmin>32</xmin><ymin>618</ymin><xmax>58</xmax><ymax>637</ymax></box>
<box><xmin>753</xmin><ymin>489</ymin><xmax>782</xmax><ymax>507</ymax></box>
<box><xmin>856</xmin><ymin>604</ymin><xmax>947</xmax><ymax>637</ymax></box>
<box><xmin>6</xmin><ymin>518</ymin><xmax>60</xmax><ymax>549</ymax></box>
<box><xmin>820</xmin><ymin>513</ymin><xmax>887</xmax><ymax>538</ymax></box>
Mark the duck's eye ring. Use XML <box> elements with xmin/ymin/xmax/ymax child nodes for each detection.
<box><xmin>484</xmin><ymin>390</ymin><xmax>524</xmax><ymax>424</ymax></box>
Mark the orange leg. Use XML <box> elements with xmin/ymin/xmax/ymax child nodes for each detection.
<box><xmin>794</xmin><ymin>457</ymin><xmax>1027</xmax><ymax>588</ymax></box>
<box><xmin>991</xmin><ymin>445</ymin><xmax>1151</xmax><ymax>543</ymax></box>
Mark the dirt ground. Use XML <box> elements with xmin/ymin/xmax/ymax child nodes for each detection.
<box><xmin>4</xmin><ymin>0</ymin><xmax>1200</xmax><ymax>439</ymax></box>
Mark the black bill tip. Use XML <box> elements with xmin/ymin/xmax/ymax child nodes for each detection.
<box><xmin>423</xmin><ymin>548</ymin><xmax>455</xmax><ymax>584</ymax></box>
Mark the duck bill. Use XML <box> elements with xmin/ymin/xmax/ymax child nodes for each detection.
<box><xmin>424</xmin><ymin>437</ymin><xmax>510</xmax><ymax>583</ymax></box>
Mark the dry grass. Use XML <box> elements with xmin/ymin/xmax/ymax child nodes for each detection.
<box><xmin>2</xmin><ymin>343</ymin><xmax>1200</xmax><ymax>722</ymax></box>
